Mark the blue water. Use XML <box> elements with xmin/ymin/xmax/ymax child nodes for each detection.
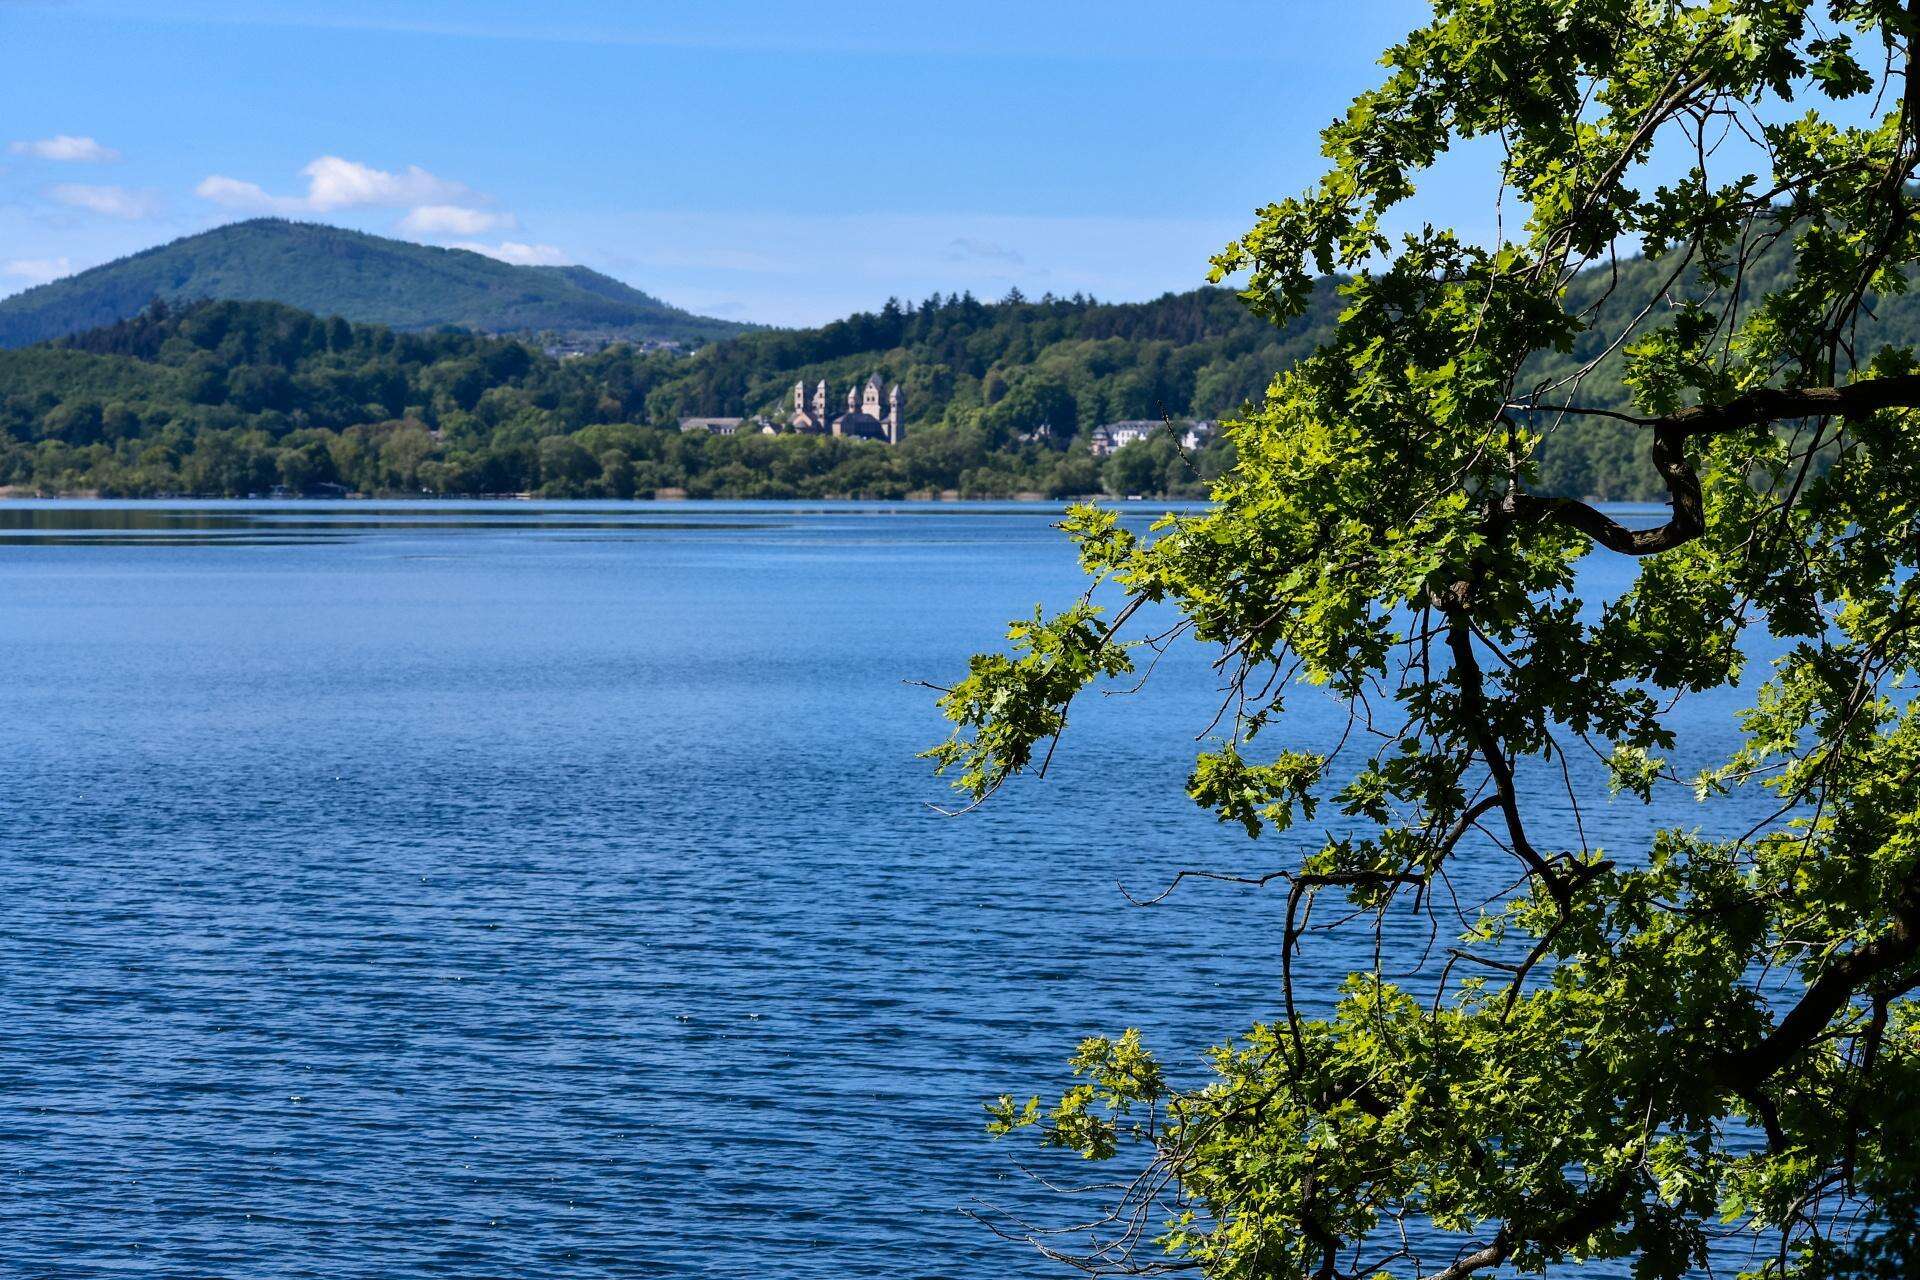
<box><xmin>0</xmin><ymin>501</ymin><xmax>1768</xmax><ymax>1278</ymax></box>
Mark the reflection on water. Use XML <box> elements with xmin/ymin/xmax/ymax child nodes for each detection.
<box><xmin>0</xmin><ymin>500</ymin><xmax>809</xmax><ymax>544</ymax></box>
<box><xmin>0</xmin><ymin>498</ymin><xmax>1669</xmax><ymax>548</ymax></box>
<box><xmin>0</xmin><ymin>534</ymin><xmax>349</xmax><ymax>547</ymax></box>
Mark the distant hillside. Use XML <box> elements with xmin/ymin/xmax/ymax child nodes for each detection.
<box><xmin>0</xmin><ymin>289</ymin><xmax>1285</xmax><ymax>500</ymax></box>
<box><xmin>0</xmin><ymin>219</ymin><xmax>750</xmax><ymax>349</ymax></box>
<box><xmin>9</xmin><ymin>251</ymin><xmax>1920</xmax><ymax>501</ymax></box>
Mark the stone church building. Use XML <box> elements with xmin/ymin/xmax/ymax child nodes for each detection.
<box><xmin>790</xmin><ymin>374</ymin><xmax>905</xmax><ymax>444</ymax></box>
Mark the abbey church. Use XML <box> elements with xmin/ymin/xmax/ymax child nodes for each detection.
<box><xmin>790</xmin><ymin>374</ymin><xmax>905</xmax><ymax>444</ymax></box>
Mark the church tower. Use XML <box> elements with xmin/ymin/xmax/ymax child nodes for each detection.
<box><xmin>862</xmin><ymin>374</ymin><xmax>884</xmax><ymax>419</ymax></box>
<box><xmin>887</xmin><ymin>384</ymin><xmax>904</xmax><ymax>444</ymax></box>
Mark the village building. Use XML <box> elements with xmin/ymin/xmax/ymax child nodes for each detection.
<box><xmin>790</xmin><ymin>374</ymin><xmax>905</xmax><ymax>444</ymax></box>
<box><xmin>1088</xmin><ymin>419</ymin><xmax>1217</xmax><ymax>457</ymax></box>
<box><xmin>1088</xmin><ymin>420</ymin><xmax>1159</xmax><ymax>457</ymax></box>
<box><xmin>679</xmin><ymin>416</ymin><xmax>747</xmax><ymax>435</ymax></box>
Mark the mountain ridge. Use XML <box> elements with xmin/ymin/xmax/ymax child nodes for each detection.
<box><xmin>0</xmin><ymin>219</ymin><xmax>750</xmax><ymax>349</ymax></box>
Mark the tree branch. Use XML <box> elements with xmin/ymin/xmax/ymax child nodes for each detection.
<box><xmin>1441</xmin><ymin>596</ymin><xmax>1566</xmax><ymax>898</ymax></box>
<box><xmin>1510</xmin><ymin>372</ymin><xmax>1920</xmax><ymax>556</ymax></box>
<box><xmin>1420</xmin><ymin>1170</ymin><xmax>1635</xmax><ymax>1280</ymax></box>
<box><xmin>1717</xmin><ymin>873</ymin><xmax>1920</xmax><ymax>1091</ymax></box>
<box><xmin>1508</xmin><ymin>422</ymin><xmax>1704</xmax><ymax>555</ymax></box>
<box><xmin>1424</xmin><ymin>1233</ymin><xmax>1509</xmax><ymax>1280</ymax></box>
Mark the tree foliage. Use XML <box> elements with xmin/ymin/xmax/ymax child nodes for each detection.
<box><xmin>931</xmin><ymin>3</ymin><xmax>1920</xmax><ymax>1277</ymax></box>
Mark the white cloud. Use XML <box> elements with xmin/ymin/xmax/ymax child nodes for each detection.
<box><xmin>4</xmin><ymin>256</ymin><xmax>74</xmax><ymax>284</ymax></box>
<box><xmin>196</xmin><ymin>156</ymin><xmax>469</xmax><ymax>214</ymax></box>
<box><xmin>302</xmin><ymin>156</ymin><xmax>465</xmax><ymax>210</ymax></box>
<box><xmin>399</xmin><ymin>204</ymin><xmax>516</xmax><ymax>236</ymax></box>
<box><xmin>194</xmin><ymin>174</ymin><xmax>302</xmax><ymax>213</ymax></box>
<box><xmin>46</xmin><ymin>183</ymin><xmax>162</xmax><ymax>219</ymax></box>
<box><xmin>10</xmin><ymin>135</ymin><xmax>120</xmax><ymax>163</ymax></box>
<box><xmin>451</xmin><ymin>240</ymin><xmax>569</xmax><ymax>266</ymax></box>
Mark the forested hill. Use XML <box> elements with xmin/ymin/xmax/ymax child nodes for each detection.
<box><xmin>6</xmin><ymin>258</ymin><xmax>1918</xmax><ymax>501</ymax></box>
<box><xmin>0</xmin><ymin>286</ymin><xmax>1340</xmax><ymax>499</ymax></box>
<box><xmin>0</xmin><ymin>220</ymin><xmax>749</xmax><ymax>349</ymax></box>
<box><xmin>643</xmin><ymin>281</ymin><xmax>1345</xmax><ymax>428</ymax></box>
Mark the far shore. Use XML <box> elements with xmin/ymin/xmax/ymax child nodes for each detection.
<box><xmin>0</xmin><ymin>487</ymin><xmax>1665</xmax><ymax>506</ymax></box>
<box><xmin>0</xmin><ymin>487</ymin><xmax>1142</xmax><ymax>503</ymax></box>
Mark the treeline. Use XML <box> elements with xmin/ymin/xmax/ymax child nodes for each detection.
<box><xmin>0</xmin><ymin>291</ymin><xmax>1292</xmax><ymax>499</ymax></box>
<box><xmin>8</xmin><ymin>262</ymin><xmax>1882</xmax><ymax>500</ymax></box>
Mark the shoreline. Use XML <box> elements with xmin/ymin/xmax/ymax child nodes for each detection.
<box><xmin>0</xmin><ymin>488</ymin><xmax>1668</xmax><ymax>507</ymax></box>
<box><xmin>0</xmin><ymin>488</ymin><xmax>1135</xmax><ymax>504</ymax></box>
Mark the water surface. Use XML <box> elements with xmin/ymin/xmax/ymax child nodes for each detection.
<box><xmin>0</xmin><ymin>500</ymin><xmax>1762</xmax><ymax>1278</ymax></box>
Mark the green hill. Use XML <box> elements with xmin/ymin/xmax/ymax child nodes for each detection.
<box><xmin>0</xmin><ymin>289</ymin><xmax>1301</xmax><ymax>499</ymax></box>
<box><xmin>0</xmin><ymin>219</ymin><xmax>750</xmax><ymax>349</ymax></box>
<box><xmin>6</xmin><ymin>249</ymin><xmax>1917</xmax><ymax>501</ymax></box>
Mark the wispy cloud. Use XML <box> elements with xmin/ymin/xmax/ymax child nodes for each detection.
<box><xmin>399</xmin><ymin>204</ymin><xmax>516</xmax><ymax>236</ymax></box>
<box><xmin>588</xmin><ymin>209</ymin><xmax>1238</xmax><ymax>327</ymax></box>
<box><xmin>4</xmin><ymin>255</ymin><xmax>74</xmax><ymax>284</ymax></box>
<box><xmin>451</xmin><ymin>240</ymin><xmax>569</xmax><ymax>266</ymax></box>
<box><xmin>46</xmin><ymin>183</ymin><xmax>161</xmax><ymax>219</ymax></box>
<box><xmin>10</xmin><ymin>134</ymin><xmax>120</xmax><ymax>163</ymax></box>
<box><xmin>197</xmin><ymin>156</ymin><xmax>469</xmax><ymax>214</ymax></box>
<box><xmin>196</xmin><ymin>157</ymin><xmax>551</xmax><ymax>262</ymax></box>
<box><xmin>194</xmin><ymin>174</ymin><xmax>301</xmax><ymax>213</ymax></box>
<box><xmin>946</xmin><ymin>236</ymin><xmax>1024</xmax><ymax>265</ymax></box>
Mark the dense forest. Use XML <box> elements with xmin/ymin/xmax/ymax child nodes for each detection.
<box><xmin>6</xmin><ymin>244</ymin><xmax>1910</xmax><ymax>500</ymax></box>
<box><xmin>0</xmin><ymin>287</ymin><xmax>1331</xmax><ymax>499</ymax></box>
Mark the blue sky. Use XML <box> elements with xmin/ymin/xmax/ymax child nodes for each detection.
<box><xmin>1</xmin><ymin>0</ymin><xmax>1447</xmax><ymax>326</ymax></box>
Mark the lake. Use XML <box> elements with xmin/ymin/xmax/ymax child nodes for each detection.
<box><xmin>0</xmin><ymin>500</ymin><xmax>1768</xmax><ymax>1278</ymax></box>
